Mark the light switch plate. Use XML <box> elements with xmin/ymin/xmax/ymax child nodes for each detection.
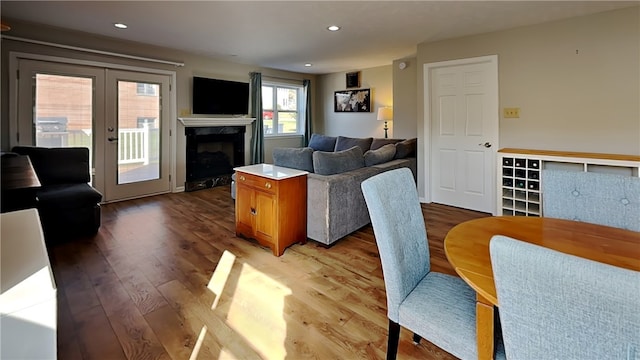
<box><xmin>504</xmin><ymin>107</ymin><xmax>520</xmax><ymax>118</ymax></box>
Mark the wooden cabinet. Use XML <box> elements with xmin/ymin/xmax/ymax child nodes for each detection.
<box><xmin>234</xmin><ymin>164</ymin><xmax>307</xmax><ymax>256</ymax></box>
<box><xmin>498</xmin><ymin>148</ymin><xmax>640</xmax><ymax>217</ymax></box>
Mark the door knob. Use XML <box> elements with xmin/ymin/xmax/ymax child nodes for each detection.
<box><xmin>108</xmin><ymin>137</ymin><xmax>118</xmax><ymax>142</ymax></box>
<box><xmin>479</xmin><ymin>142</ymin><xmax>492</xmax><ymax>148</ymax></box>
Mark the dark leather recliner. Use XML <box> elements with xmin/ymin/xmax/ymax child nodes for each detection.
<box><xmin>12</xmin><ymin>146</ymin><xmax>103</xmax><ymax>242</ymax></box>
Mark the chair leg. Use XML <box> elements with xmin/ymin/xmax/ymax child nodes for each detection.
<box><xmin>387</xmin><ymin>320</ymin><xmax>400</xmax><ymax>360</ymax></box>
<box><xmin>412</xmin><ymin>333</ymin><xmax>422</xmax><ymax>345</ymax></box>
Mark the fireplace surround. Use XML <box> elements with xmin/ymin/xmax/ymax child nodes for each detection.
<box><xmin>185</xmin><ymin>126</ymin><xmax>245</xmax><ymax>192</ymax></box>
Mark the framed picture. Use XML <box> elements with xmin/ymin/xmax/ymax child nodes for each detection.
<box><xmin>334</xmin><ymin>88</ymin><xmax>371</xmax><ymax>112</ymax></box>
<box><xmin>346</xmin><ymin>71</ymin><xmax>360</xmax><ymax>88</ymax></box>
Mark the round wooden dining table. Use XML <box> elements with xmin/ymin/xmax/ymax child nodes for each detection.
<box><xmin>444</xmin><ymin>216</ymin><xmax>640</xmax><ymax>360</ymax></box>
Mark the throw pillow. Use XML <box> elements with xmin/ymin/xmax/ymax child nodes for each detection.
<box><xmin>395</xmin><ymin>138</ymin><xmax>417</xmax><ymax>159</ymax></box>
<box><xmin>308</xmin><ymin>133</ymin><xmax>337</xmax><ymax>152</ymax></box>
<box><xmin>313</xmin><ymin>146</ymin><xmax>364</xmax><ymax>175</ymax></box>
<box><xmin>364</xmin><ymin>144</ymin><xmax>397</xmax><ymax>167</ymax></box>
<box><xmin>370</xmin><ymin>138</ymin><xmax>403</xmax><ymax>151</ymax></box>
<box><xmin>334</xmin><ymin>136</ymin><xmax>373</xmax><ymax>153</ymax></box>
<box><xmin>272</xmin><ymin>147</ymin><xmax>314</xmax><ymax>173</ymax></box>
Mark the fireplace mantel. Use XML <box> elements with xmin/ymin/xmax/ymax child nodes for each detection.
<box><xmin>178</xmin><ymin>116</ymin><xmax>255</xmax><ymax>127</ymax></box>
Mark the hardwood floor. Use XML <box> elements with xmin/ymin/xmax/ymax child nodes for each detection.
<box><xmin>50</xmin><ymin>185</ymin><xmax>490</xmax><ymax>360</ymax></box>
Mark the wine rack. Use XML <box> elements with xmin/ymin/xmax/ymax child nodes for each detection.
<box><xmin>498</xmin><ymin>149</ymin><xmax>640</xmax><ymax>217</ymax></box>
<box><xmin>500</xmin><ymin>156</ymin><xmax>541</xmax><ymax>216</ymax></box>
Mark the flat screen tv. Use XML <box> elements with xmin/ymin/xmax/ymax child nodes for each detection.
<box><xmin>192</xmin><ymin>77</ymin><xmax>250</xmax><ymax>115</ymax></box>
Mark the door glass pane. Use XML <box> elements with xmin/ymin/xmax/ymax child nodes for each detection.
<box><xmin>117</xmin><ymin>80</ymin><xmax>160</xmax><ymax>184</ymax></box>
<box><xmin>33</xmin><ymin>73</ymin><xmax>93</xmax><ymax>158</ymax></box>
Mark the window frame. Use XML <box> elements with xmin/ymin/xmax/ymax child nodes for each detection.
<box><xmin>261</xmin><ymin>82</ymin><xmax>304</xmax><ymax>137</ymax></box>
<box><xmin>136</xmin><ymin>82</ymin><xmax>157</xmax><ymax>96</ymax></box>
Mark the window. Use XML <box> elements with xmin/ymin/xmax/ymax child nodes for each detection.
<box><xmin>136</xmin><ymin>117</ymin><xmax>156</xmax><ymax>128</ymax></box>
<box><xmin>136</xmin><ymin>82</ymin><xmax>157</xmax><ymax>96</ymax></box>
<box><xmin>262</xmin><ymin>83</ymin><xmax>304</xmax><ymax>136</ymax></box>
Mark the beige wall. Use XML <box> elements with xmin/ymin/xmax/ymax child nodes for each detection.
<box><xmin>392</xmin><ymin>56</ymin><xmax>418</xmax><ymax>139</ymax></box>
<box><xmin>409</xmin><ymin>6</ymin><xmax>640</xmax><ymax>198</ymax></box>
<box><xmin>1</xmin><ymin>19</ymin><xmax>314</xmax><ymax>189</ymax></box>
<box><xmin>317</xmin><ymin>65</ymin><xmax>393</xmax><ymax>139</ymax></box>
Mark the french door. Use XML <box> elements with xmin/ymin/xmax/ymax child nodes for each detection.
<box><xmin>15</xmin><ymin>59</ymin><xmax>172</xmax><ymax>202</ymax></box>
<box><xmin>104</xmin><ymin>70</ymin><xmax>171</xmax><ymax>201</ymax></box>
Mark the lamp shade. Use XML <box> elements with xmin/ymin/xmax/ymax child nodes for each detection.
<box><xmin>377</xmin><ymin>107</ymin><xmax>393</xmax><ymax>121</ymax></box>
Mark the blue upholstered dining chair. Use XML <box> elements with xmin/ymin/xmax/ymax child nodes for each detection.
<box><xmin>361</xmin><ymin>168</ymin><xmax>482</xmax><ymax>360</ymax></box>
<box><xmin>490</xmin><ymin>235</ymin><xmax>640</xmax><ymax>360</ymax></box>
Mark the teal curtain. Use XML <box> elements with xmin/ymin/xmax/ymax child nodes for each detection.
<box><xmin>303</xmin><ymin>79</ymin><xmax>312</xmax><ymax>146</ymax></box>
<box><xmin>250</xmin><ymin>72</ymin><xmax>263</xmax><ymax>164</ymax></box>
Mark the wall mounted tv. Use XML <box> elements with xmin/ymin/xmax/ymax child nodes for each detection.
<box><xmin>192</xmin><ymin>77</ymin><xmax>250</xmax><ymax>115</ymax></box>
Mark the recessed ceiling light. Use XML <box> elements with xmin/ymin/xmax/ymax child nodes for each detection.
<box><xmin>114</xmin><ymin>23</ymin><xmax>128</xmax><ymax>29</ymax></box>
<box><xmin>327</xmin><ymin>25</ymin><xmax>340</xmax><ymax>32</ymax></box>
<box><xmin>304</xmin><ymin>63</ymin><xmax>312</xmax><ymax>67</ymax></box>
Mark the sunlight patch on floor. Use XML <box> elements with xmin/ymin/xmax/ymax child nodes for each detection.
<box><xmin>189</xmin><ymin>325</ymin><xmax>208</xmax><ymax>360</ymax></box>
<box><xmin>199</xmin><ymin>250</ymin><xmax>291</xmax><ymax>359</ymax></box>
<box><xmin>223</xmin><ymin>262</ymin><xmax>291</xmax><ymax>359</ymax></box>
<box><xmin>207</xmin><ymin>250</ymin><xmax>236</xmax><ymax>310</ymax></box>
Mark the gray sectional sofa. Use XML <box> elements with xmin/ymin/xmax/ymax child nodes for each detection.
<box><xmin>273</xmin><ymin>134</ymin><xmax>417</xmax><ymax>246</ymax></box>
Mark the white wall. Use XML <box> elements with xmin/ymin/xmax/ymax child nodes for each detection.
<box><xmin>317</xmin><ymin>65</ymin><xmax>393</xmax><ymax>139</ymax></box>
<box><xmin>392</xmin><ymin>57</ymin><xmax>418</xmax><ymax>140</ymax></box>
<box><xmin>408</xmin><ymin>6</ymin><xmax>640</xmax><ymax>199</ymax></box>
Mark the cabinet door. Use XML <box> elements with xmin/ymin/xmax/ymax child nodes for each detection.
<box><xmin>235</xmin><ymin>184</ymin><xmax>255</xmax><ymax>234</ymax></box>
<box><xmin>254</xmin><ymin>189</ymin><xmax>275</xmax><ymax>242</ymax></box>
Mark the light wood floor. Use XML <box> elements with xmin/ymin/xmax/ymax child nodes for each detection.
<box><xmin>50</xmin><ymin>185</ymin><xmax>490</xmax><ymax>360</ymax></box>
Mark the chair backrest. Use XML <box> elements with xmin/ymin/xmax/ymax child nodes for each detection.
<box><xmin>490</xmin><ymin>235</ymin><xmax>640</xmax><ymax>359</ymax></box>
<box><xmin>361</xmin><ymin>167</ymin><xmax>430</xmax><ymax>322</ymax></box>
<box><xmin>542</xmin><ymin>169</ymin><xmax>640</xmax><ymax>231</ymax></box>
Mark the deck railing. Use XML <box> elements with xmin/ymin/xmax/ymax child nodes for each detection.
<box><xmin>118</xmin><ymin>125</ymin><xmax>149</xmax><ymax>165</ymax></box>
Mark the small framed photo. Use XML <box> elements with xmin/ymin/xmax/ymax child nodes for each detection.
<box><xmin>346</xmin><ymin>71</ymin><xmax>360</xmax><ymax>88</ymax></box>
<box><xmin>334</xmin><ymin>88</ymin><xmax>371</xmax><ymax>112</ymax></box>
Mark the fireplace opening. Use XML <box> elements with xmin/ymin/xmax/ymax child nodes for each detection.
<box><xmin>185</xmin><ymin>126</ymin><xmax>245</xmax><ymax>192</ymax></box>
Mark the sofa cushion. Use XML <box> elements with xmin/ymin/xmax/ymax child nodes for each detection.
<box><xmin>37</xmin><ymin>183</ymin><xmax>103</xmax><ymax>210</ymax></box>
<box><xmin>313</xmin><ymin>146</ymin><xmax>365</xmax><ymax>175</ymax></box>
<box><xmin>272</xmin><ymin>147</ymin><xmax>314</xmax><ymax>172</ymax></box>
<box><xmin>370</xmin><ymin>138</ymin><xmax>404</xmax><ymax>151</ymax></box>
<box><xmin>334</xmin><ymin>136</ymin><xmax>373</xmax><ymax>153</ymax></box>
<box><xmin>364</xmin><ymin>144</ymin><xmax>397</xmax><ymax>167</ymax></box>
<box><xmin>395</xmin><ymin>138</ymin><xmax>417</xmax><ymax>159</ymax></box>
<box><xmin>308</xmin><ymin>134</ymin><xmax>337</xmax><ymax>152</ymax></box>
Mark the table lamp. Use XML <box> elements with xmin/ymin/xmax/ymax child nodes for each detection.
<box><xmin>377</xmin><ymin>107</ymin><xmax>393</xmax><ymax>138</ymax></box>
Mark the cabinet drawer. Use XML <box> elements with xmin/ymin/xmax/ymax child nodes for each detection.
<box><xmin>236</xmin><ymin>172</ymin><xmax>277</xmax><ymax>194</ymax></box>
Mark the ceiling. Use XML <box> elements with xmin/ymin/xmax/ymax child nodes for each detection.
<box><xmin>1</xmin><ymin>1</ymin><xmax>636</xmax><ymax>74</ymax></box>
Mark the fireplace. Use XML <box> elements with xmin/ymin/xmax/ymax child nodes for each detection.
<box><xmin>185</xmin><ymin>126</ymin><xmax>245</xmax><ymax>192</ymax></box>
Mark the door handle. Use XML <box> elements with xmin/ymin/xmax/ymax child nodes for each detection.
<box><xmin>479</xmin><ymin>142</ymin><xmax>492</xmax><ymax>148</ymax></box>
<box><xmin>250</xmin><ymin>208</ymin><xmax>256</xmax><ymax>215</ymax></box>
<box><xmin>108</xmin><ymin>137</ymin><xmax>118</xmax><ymax>142</ymax></box>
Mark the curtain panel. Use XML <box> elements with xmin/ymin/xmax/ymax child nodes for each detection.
<box><xmin>250</xmin><ymin>72</ymin><xmax>264</xmax><ymax>164</ymax></box>
<box><xmin>303</xmin><ymin>79</ymin><xmax>312</xmax><ymax>146</ymax></box>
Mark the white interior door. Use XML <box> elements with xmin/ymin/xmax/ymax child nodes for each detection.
<box><xmin>426</xmin><ymin>56</ymin><xmax>498</xmax><ymax>214</ymax></box>
<box><xmin>104</xmin><ymin>70</ymin><xmax>171</xmax><ymax>202</ymax></box>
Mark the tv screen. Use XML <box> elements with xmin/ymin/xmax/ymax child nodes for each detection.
<box><xmin>192</xmin><ymin>77</ymin><xmax>250</xmax><ymax>115</ymax></box>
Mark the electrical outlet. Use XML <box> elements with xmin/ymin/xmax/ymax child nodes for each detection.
<box><xmin>180</xmin><ymin>109</ymin><xmax>191</xmax><ymax>117</ymax></box>
<box><xmin>504</xmin><ymin>107</ymin><xmax>520</xmax><ymax>118</ymax></box>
